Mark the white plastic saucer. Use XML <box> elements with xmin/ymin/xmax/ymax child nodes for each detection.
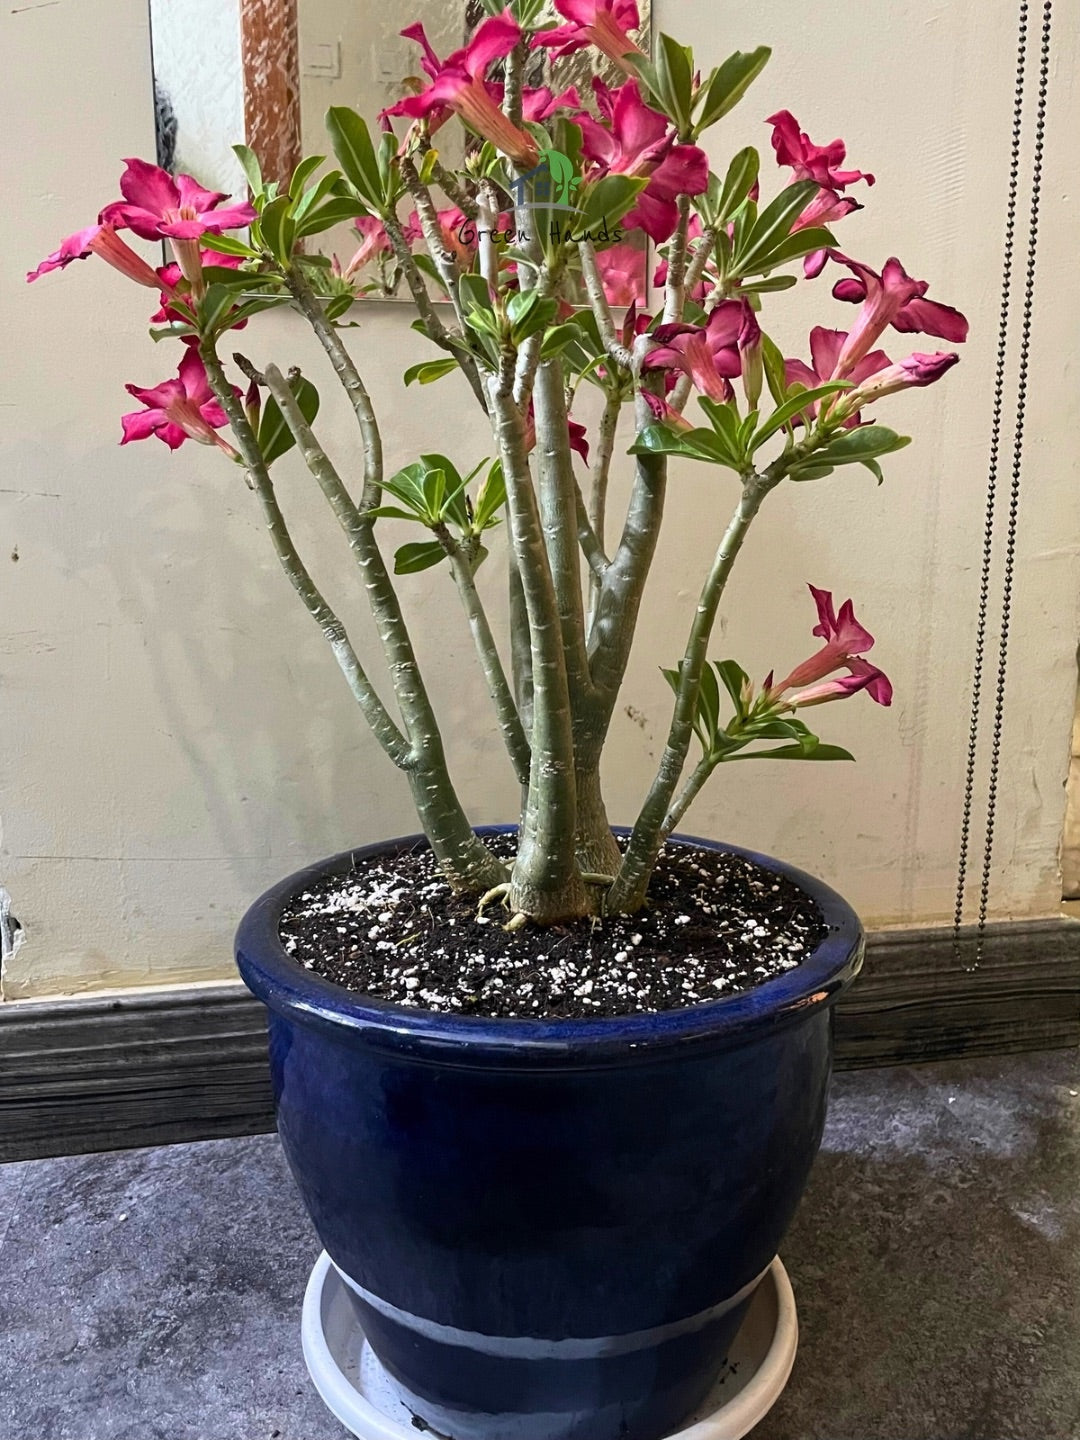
<box><xmin>301</xmin><ymin>1252</ymin><xmax>798</xmax><ymax>1440</ymax></box>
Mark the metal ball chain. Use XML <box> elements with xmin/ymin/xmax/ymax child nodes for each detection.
<box><xmin>953</xmin><ymin>0</ymin><xmax>1054</xmax><ymax>963</ymax></box>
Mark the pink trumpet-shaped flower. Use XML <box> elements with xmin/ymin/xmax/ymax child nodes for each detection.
<box><xmin>100</xmin><ymin>160</ymin><xmax>256</xmax><ymax>241</ymax></box>
<box><xmin>120</xmin><ymin>349</ymin><xmax>238</xmax><ymax>455</ymax></box>
<box><xmin>827</xmin><ymin>253</ymin><xmax>968</xmax><ymax>375</ymax></box>
<box><xmin>595</xmin><ymin>241</ymin><xmax>648</xmax><ymax>307</ymax></box>
<box><xmin>27</xmin><ymin>221</ymin><xmax>161</xmax><ymax>287</ymax></box>
<box><xmin>524</xmin><ymin>402</ymin><xmax>590</xmax><ymax>465</ymax></box>
<box><xmin>151</xmin><ymin>247</ymin><xmax>243</xmax><ymax>330</ymax></box>
<box><xmin>846</xmin><ymin>350</ymin><xmax>960</xmax><ymax>402</ymax></box>
<box><xmin>534</xmin><ymin>0</ymin><xmax>645</xmax><ymax>73</ymax></box>
<box><xmin>783</xmin><ymin>666</ymin><xmax>888</xmax><ymax>708</ymax></box>
<box><xmin>644</xmin><ymin>300</ymin><xmax>757</xmax><ymax>403</ymax></box>
<box><xmin>766</xmin><ymin>111</ymin><xmax>875</xmax><ymax>192</ymax></box>
<box><xmin>520</xmin><ymin>85</ymin><xmax>583</xmax><ymax>122</ymax></box>
<box><xmin>784</xmin><ymin>326</ymin><xmax>893</xmax><ymax>425</ymax></box>
<box><xmin>385</xmin><ymin>13</ymin><xmax>539</xmax><ymax>168</ymax></box>
<box><xmin>771</xmin><ymin>585</ymin><xmax>892</xmax><ymax>707</ymax></box>
<box><xmin>642</xmin><ymin>391</ymin><xmax>694</xmax><ymax>430</ymax></box>
<box><xmin>766</xmin><ymin>113</ymin><xmax>872</xmax><ymax>279</ymax></box>
<box><xmin>576</xmin><ymin>79</ymin><xmax>709</xmax><ymax>242</ymax></box>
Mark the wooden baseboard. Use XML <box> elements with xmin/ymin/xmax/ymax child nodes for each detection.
<box><xmin>2</xmin><ymin>919</ymin><xmax>1078</xmax><ymax>1162</ymax></box>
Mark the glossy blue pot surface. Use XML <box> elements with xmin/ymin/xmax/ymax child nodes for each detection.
<box><xmin>236</xmin><ymin>829</ymin><xmax>863</xmax><ymax>1440</ymax></box>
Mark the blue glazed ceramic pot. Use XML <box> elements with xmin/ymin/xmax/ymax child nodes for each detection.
<box><xmin>236</xmin><ymin>828</ymin><xmax>863</xmax><ymax>1440</ymax></box>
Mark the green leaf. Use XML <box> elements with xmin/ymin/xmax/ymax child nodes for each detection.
<box><xmin>257</xmin><ymin>374</ymin><xmax>320</xmax><ymax>466</ymax></box>
<box><xmin>714</xmin><ymin>147</ymin><xmax>760</xmax><ymax>226</ymax></box>
<box><xmin>694</xmin><ymin>47</ymin><xmax>771</xmax><ymax>132</ymax></box>
<box><xmin>723</xmin><ymin>743</ymin><xmax>855</xmax><ymax>762</ymax></box>
<box><xmin>738</xmin><ymin>226</ymin><xmax>835</xmax><ymax>277</ymax></box>
<box><xmin>295</xmin><ymin>197</ymin><xmax>367</xmax><ymax>238</ymax></box>
<box><xmin>507</xmin><ymin>290</ymin><xmax>558</xmax><ymax>343</ymax></box>
<box><xmin>196</xmin><ymin>283</ymin><xmax>239</xmax><ymax>336</ymax></box>
<box><xmin>815</xmin><ymin>425</ymin><xmax>912</xmax><ymax>462</ymax></box>
<box><xmin>761</xmin><ymin>332</ymin><xmax>788</xmax><ymax>406</ymax></box>
<box><xmin>289</xmin><ymin>154</ymin><xmax>325</xmax><ymax>200</ymax></box>
<box><xmin>697</xmin><ymin>397</ymin><xmax>747</xmax><ymax>467</ymax></box>
<box><xmin>540</xmin><ymin>323</ymin><xmax>584</xmax><ymax>359</ymax></box>
<box><xmin>573</xmin><ymin>174</ymin><xmax>649</xmax><ymax>236</ymax></box>
<box><xmin>367</xmin><ymin>505</ymin><xmax>425</xmax><ymax>523</ymax></box>
<box><xmin>628</xmin><ymin>423</ymin><xmax>744</xmax><ymax>471</ymax></box>
<box><xmin>403</xmin><ymin>358</ymin><xmax>459</xmax><ymax>387</ymax></box>
<box><xmin>655</xmin><ymin>33</ymin><xmax>695</xmax><ymax>132</ymax></box>
<box><xmin>198</xmin><ymin>231</ymin><xmax>257</xmax><ymax>258</ymax></box>
<box><xmin>232</xmin><ymin>144</ymin><xmax>264</xmax><ymax>197</ymax></box>
<box><xmin>472</xmin><ymin>461</ymin><xmax>506</xmax><ymax>530</ymax></box>
<box><xmin>257</xmin><ymin>194</ymin><xmax>296</xmax><ymax>265</ymax></box>
<box><xmin>787</xmin><ymin>462</ymin><xmax>836</xmax><ymax>482</ymax></box>
<box><xmin>713</xmin><ymin>659</ymin><xmax>751</xmax><ymax>718</ymax></box>
<box><xmin>732</xmin><ymin>180</ymin><xmax>818</xmax><ymax>273</ymax></box>
<box><xmin>861</xmin><ymin>457</ymin><xmax>886</xmax><ymax>485</ymax></box>
<box><xmin>293</xmin><ymin>169</ymin><xmax>344</xmax><ymax>221</ymax></box>
<box><xmin>738</xmin><ymin>274</ymin><xmax>798</xmax><ymax>294</ymax></box>
<box><xmin>325</xmin><ymin>107</ymin><xmax>383</xmax><ymax>209</ymax></box>
<box><xmin>323</xmin><ymin>293</ymin><xmax>354</xmax><ymax>322</ymax></box>
<box><xmin>751</xmin><ymin>382</ymin><xmax>852</xmax><ymax>450</ymax></box>
<box><xmin>394</xmin><ymin>540</ymin><xmax>447</xmax><ymax>575</ymax></box>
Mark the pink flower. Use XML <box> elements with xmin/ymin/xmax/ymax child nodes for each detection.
<box><xmin>386</xmin><ymin>13</ymin><xmax>539</xmax><ymax>168</ymax></box>
<box><xmin>784</xmin><ymin>326</ymin><xmax>893</xmax><ymax>425</ymax></box>
<box><xmin>534</xmin><ymin>0</ymin><xmax>644</xmax><ymax>73</ymax></box>
<box><xmin>151</xmin><ymin>247</ymin><xmax>243</xmax><ymax>329</ymax></box>
<box><xmin>100</xmin><ymin>159</ymin><xmax>256</xmax><ymax>241</ymax></box>
<box><xmin>524</xmin><ymin>402</ymin><xmax>590</xmax><ymax>465</ymax></box>
<box><xmin>594</xmin><ymin>241</ymin><xmax>648</xmax><ymax>307</ymax></box>
<box><xmin>846</xmin><ymin>350</ymin><xmax>960</xmax><ymax>402</ymax></box>
<box><xmin>766</xmin><ymin>112</ymin><xmax>874</xmax><ymax>192</ymax></box>
<box><xmin>643</xmin><ymin>300</ymin><xmax>757</xmax><ymax>403</ymax></box>
<box><xmin>520</xmin><ymin>85</ymin><xmax>583</xmax><ymax>122</ymax></box>
<box><xmin>642</xmin><ymin>391</ymin><xmax>694</xmax><ymax>430</ymax></box>
<box><xmin>766</xmin><ymin>113</ymin><xmax>872</xmax><ymax>280</ymax></box>
<box><xmin>120</xmin><ymin>350</ymin><xmax>238</xmax><ymax>455</ymax></box>
<box><xmin>26</xmin><ymin>221</ymin><xmax>161</xmax><ymax>287</ymax></box>
<box><xmin>827</xmin><ymin>253</ymin><xmax>969</xmax><ymax>376</ymax></box>
<box><xmin>576</xmin><ymin>80</ymin><xmax>709</xmax><ymax>242</ymax></box>
<box><xmin>771</xmin><ymin>585</ymin><xmax>892</xmax><ymax>707</ymax></box>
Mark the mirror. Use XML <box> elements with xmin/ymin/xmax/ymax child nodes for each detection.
<box><xmin>150</xmin><ymin>0</ymin><xmax>652</xmax><ymax>300</ymax></box>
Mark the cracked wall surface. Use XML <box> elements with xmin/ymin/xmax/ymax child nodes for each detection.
<box><xmin>2</xmin><ymin>0</ymin><xmax>1079</xmax><ymax>998</ymax></box>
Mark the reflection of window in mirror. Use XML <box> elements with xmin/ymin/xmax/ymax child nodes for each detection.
<box><xmin>149</xmin><ymin>0</ymin><xmax>651</xmax><ymax>302</ymax></box>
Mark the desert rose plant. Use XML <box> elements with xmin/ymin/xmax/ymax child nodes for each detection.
<box><xmin>30</xmin><ymin>1</ymin><xmax>967</xmax><ymax>928</ymax></box>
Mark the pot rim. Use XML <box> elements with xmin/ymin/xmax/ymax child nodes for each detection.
<box><xmin>236</xmin><ymin>826</ymin><xmax>864</xmax><ymax>1066</ymax></box>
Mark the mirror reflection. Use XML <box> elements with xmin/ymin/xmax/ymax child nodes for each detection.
<box><xmin>150</xmin><ymin>0</ymin><xmax>651</xmax><ymax>301</ymax></box>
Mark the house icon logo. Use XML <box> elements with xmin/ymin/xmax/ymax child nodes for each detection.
<box><xmin>510</xmin><ymin>149</ymin><xmax>581</xmax><ymax>213</ymax></box>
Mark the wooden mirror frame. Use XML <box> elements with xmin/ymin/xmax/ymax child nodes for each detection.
<box><xmin>240</xmin><ymin>0</ymin><xmax>302</xmax><ymax>184</ymax></box>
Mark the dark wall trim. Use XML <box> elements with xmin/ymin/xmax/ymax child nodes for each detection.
<box><xmin>2</xmin><ymin>918</ymin><xmax>1078</xmax><ymax>1162</ymax></box>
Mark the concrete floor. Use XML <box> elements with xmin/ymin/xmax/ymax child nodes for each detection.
<box><xmin>0</xmin><ymin>1049</ymin><xmax>1077</xmax><ymax>1440</ymax></box>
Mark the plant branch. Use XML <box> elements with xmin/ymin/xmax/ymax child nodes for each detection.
<box><xmin>433</xmin><ymin>524</ymin><xmax>531</xmax><ymax>786</ymax></box>
<box><xmin>259</xmin><ymin>360</ymin><xmax>505</xmax><ymax>890</ymax></box>
<box><xmin>199</xmin><ymin>344</ymin><xmax>413</xmax><ymax>769</ymax></box>
<box><xmin>282</xmin><ymin>268</ymin><xmax>381</xmax><ymax>507</ymax></box>
<box><xmin>661</xmin><ymin>752</ymin><xmax>716</xmax><ymax>838</ymax></box>
<box><xmin>578</xmin><ymin>240</ymin><xmax>634</xmax><ymax>371</ymax></box>
<box><xmin>609</xmin><ymin>472</ymin><xmax>777</xmax><ymax>910</ymax></box>
<box><xmin>586</xmin><ymin>389</ymin><xmax>621</xmax><ymax>628</ymax></box>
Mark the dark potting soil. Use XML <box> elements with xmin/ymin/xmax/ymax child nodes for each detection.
<box><xmin>278</xmin><ymin>838</ymin><xmax>827</xmax><ymax>1019</ymax></box>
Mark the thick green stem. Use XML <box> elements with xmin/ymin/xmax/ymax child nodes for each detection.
<box><xmin>574</xmin><ymin>763</ymin><xmax>622</xmax><ymax>877</ymax></box>
<box><xmin>260</xmin><ymin>361</ymin><xmax>504</xmax><ymax>891</ymax></box>
<box><xmin>609</xmin><ymin>473</ymin><xmax>776</xmax><ymax>911</ymax></box>
<box><xmin>586</xmin><ymin>389</ymin><xmax>621</xmax><ymax>629</ymax></box>
<box><xmin>662</xmin><ymin>753</ymin><xmax>716</xmax><ymax>838</ymax></box>
<box><xmin>488</xmin><ymin>377</ymin><xmax>587</xmax><ymax>921</ymax></box>
<box><xmin>200</xmin><ymin>344</ymin><xmax>412</xmax><ymax>769</ymax></box>
<box><xmin>436</xmin><ymin>527</ymin><xmax>531</xmax><ymax>786</ymax></box>
<box><xmin>532</xmin><ymin>359</ymin><xmax>594</xmax><ymax>711</ymax></box>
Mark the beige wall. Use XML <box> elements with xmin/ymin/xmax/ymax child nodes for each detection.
<box><xmin>2</xmin><ymin>0</ymin><xmax>1079</xmax><ymax>998</ymax></box>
